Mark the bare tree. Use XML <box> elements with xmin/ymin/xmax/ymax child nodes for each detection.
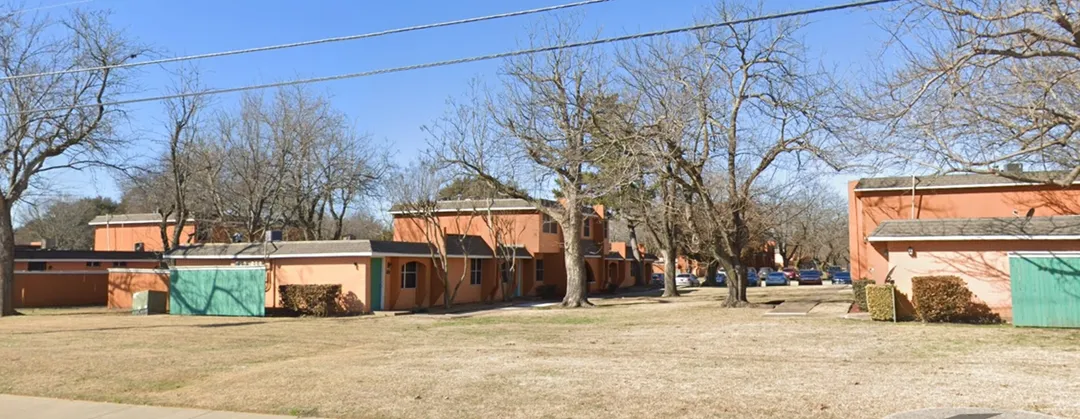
<box><xmin>433</xmin><ymin>25</ymin><xmax>635</xmax><ymax>308</ymax></box>
<box><xmin>481</xmin><ymin>200</ymin><xmax>528</xmax><ymax>302</ymax></box>
<box><xmin>0</xmin><ymin>10</ymin><xmax>143</xmax><ymax>315</ymax></box>
<box><xmin>389</xmin><ymin>159</ymin><xmax>475</xmax><ymax>309</ymax></box>
<box><xmin>15</xmin><ymin>195</ymin><xmax>120</xmax><ymax>250</ymax></box>
<box><xmin>620</xmin><ymin>3</ymin><xmax>839</xmax><ymax>306</ymax></box>
<box><xmin>849</xmin><ymin>0</ymin><xmax>1080</xmax><ymax>184</ymax></box>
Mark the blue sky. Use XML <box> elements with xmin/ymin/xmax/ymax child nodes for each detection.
<box><xmin>33</xmin><ymin>0</ymin><xmax>898</xmax><ymax>204</ymax></box>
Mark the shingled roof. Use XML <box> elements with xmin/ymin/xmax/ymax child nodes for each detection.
<box><xmin>445</xmin><ymin>235</ymin><xmax>493</xmax><ymax>258</ymax></box>
<box><xmin>16</xmin><ymin>250</ymin><xmax>161</xmax><ymax>261</ymax></box>
<box><xmin>854</xmin><ymin>171</ymin><xmax>1073</xmax><ymax>191</ymax></box>
<box><xmin>89</xmin><ymin>213</ymin><xmax>195</xmax><ymax>226</ymax></box>
<box><xmin>389</xmin><ymin>198</ymin><xmax>599</xmax><ymax>216</ymax></box>
<box><xmin>868</xmin><ymin>216</ymin><xmax>1080</xmax><ymax>241</ymax></box>
<box><xmin>165</xmin><ymin>240</ymin><xmax>437</xmax><ymax>259</ymax></box>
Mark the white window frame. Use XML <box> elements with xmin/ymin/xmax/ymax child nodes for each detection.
<box><xmin>542</xmin><ymin>214</ymin><xmax>557</xmax><ymax>234</ymax></box>
<box><xmin>470</xmin><ymin>259</ymin><xmax>483</xmax><ymax>286</ymax></box>
<box><xmin>535</xmin><ymin>260</ymin><xmax>544</xmax><ymax>283</ymax></box>
<box><xmin>401</xmin><ymin>262</ymin><xmax>418</xmax><ymax>289</ymax></box>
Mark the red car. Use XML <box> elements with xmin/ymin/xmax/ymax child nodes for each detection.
<box><xmin>781</xmin><ymin>267</ymin><xmax>800</xmax><ymax>280</ymax></box>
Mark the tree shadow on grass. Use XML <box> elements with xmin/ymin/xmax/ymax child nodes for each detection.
<box><xmin>7</xmin><ymin>320</ymin><xmax>272</xmax><ymax>335</ymax></box>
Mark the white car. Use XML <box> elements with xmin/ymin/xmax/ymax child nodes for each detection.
<box><xmin>675</xmin><ymin>273</ymin><xmax>700</xmax><ymax>287</ymax></box>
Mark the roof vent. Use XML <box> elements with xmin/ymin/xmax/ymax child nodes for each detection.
<box><xmin>1005</xmin><ymin>163</ymin><xmax>1023</xmax><ymax>173</ymax></box>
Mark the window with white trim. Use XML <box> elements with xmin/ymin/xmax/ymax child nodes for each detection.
<box><xmin>470</xmin><ymin>259</ymin><xmax>483</xmax><ymax>286</ymax></box>
<box><xmin>582</xmin><ymin>219</ymin><xmax>592</xmax><ymax>238</ymax></box>
<box><xmin>401</xmin><ymin>262</ymin><xmax>418</xmax><ymax>289</ymax></box>
<box><xmin>542</xmin><ymin>213</ymin><xmax>558</xmax><ymax>234</ymax></box>
<box><xmin>535</xmin><ymin>260</ymin><xmax>544</xmax><ymax>283</ymax></box>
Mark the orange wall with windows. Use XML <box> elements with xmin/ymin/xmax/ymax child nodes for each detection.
<box><xmin>393</xmin><ymin>212</ymin><xmax>547</xmax><ymax>254</ymax></box>
<box><xmin>94</xmin><ymin>223</ymin><xmax>196</xmax><ymax>252</ymax></box>
<box><xmin>849</xmin><ymin>181</ymin><xmax>1080</xmax><ymax>282</ymax></box>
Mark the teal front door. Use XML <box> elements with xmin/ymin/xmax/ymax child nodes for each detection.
<box><xmin>370</xmin><ymin>258</ymin><xmax>384</xmax><ymax>311</ymax></box>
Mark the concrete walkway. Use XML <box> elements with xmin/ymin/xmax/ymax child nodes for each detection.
<box><xmin>0</xmin><ymin>395</ymin><xmax>312</xmax><ymax>419</ymax></box>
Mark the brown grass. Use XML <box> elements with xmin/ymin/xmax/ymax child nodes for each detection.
<box><xmin>1</xmin><ymin>286</ymin><xmax>1078</xmax><ymax>419</ymax></box>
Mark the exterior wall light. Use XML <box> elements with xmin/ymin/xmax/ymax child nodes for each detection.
<box><xmin>907</xmin><ymin>246</ymin><xmax>915</xmax><ymax>257</ymax></box>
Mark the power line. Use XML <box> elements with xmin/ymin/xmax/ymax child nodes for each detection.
<box><xmin>5</xmin><ymin>0</ymin><xmax>899</xmax><ymax>116</ymax></box>
<box><xmin>6</xmin><ymin>0</ymin><xmax>93</xmax><ymax>15</ymax></box>
<box><xmin>0</xmin><ymin>0</ymin><xmax>611</xmax><ymax>81</ymax></box>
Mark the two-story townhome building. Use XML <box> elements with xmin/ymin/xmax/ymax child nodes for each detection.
<box><xmin>390</xmin><ymin>199</ymin><xmax>654</xmax><ymax>299</ymax></box>
<box><xmin>849</xmin><ymin>170</ymin><xmax>1080</xmax><ymax>320</ymax></box>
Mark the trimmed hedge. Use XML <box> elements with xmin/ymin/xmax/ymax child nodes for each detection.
<box><xmin>852</xmin><ymin>279</ymin><xmax>874</xmax><ymax>311</ymax></box>
<box><xmin>865</xmin><ymin>284</ymin><xmax>896</xmax><ymax>321</ymax></box>
<box><xmin>279</xmin><ymin>284</ymin><xmax>342</xmax><ymax>317</ymax></box>
<box><xmin>911</xmin><ymin>276</ymin><xmax>1001</xmax><ymax>324</ymax></box>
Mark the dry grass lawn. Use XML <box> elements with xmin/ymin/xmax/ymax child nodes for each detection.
<box><xmin>1</xmin><ymin>285</ymin><xmax>1079</xmax><ymax>419</ymax></box>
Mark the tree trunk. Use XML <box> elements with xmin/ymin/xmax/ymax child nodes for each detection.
<box><xmin>661</xmin><ymin>247</ymin><xmax>679</xmax><ymax>298</ymax></box>
<box><xmin>0</xmin><ymin>198</ymin><xmax>17</xmax><ymax>316</ymax></box>
<box><xmin>720</xmin><ymin>256</ymin><xmax>748</xmax><ymax>307</ymax></box>
<box><xmin>561</xmin><ymin>220</ymin><xmax>592</xmax><ymax>308</ymax></box>
<box><xmin>702</xmin><ymin>259</ymin><xmax>719</xmax><ymax>287</ymax></box>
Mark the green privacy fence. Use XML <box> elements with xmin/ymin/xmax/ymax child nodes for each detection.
<box><xmin>169</xmin><ymin>267</ymin><xmax>266</xmax><ymax>317</ymax></box>
<box><xmin>1009</xmin><ymin>253</ymin><xmax>1080</xmax><ymax>328</ymax></box>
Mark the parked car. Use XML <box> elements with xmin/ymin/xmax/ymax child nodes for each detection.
<box><xmin>715</xmin><ymin>272</ymin><xmax>727</xmax><ymax>286</ymax></box>
<box><xmin>747</xmin><ymin>267</ymin><xmax>758</xmax><ymax>282</ymax></box>
<box><xmin>831</xmin><ymin>271</ymin><xmax>852</xmax><ymax>285</ymax></box>
<box><xmin>650</xmin><ymin>273</ymin><xmax>664</xmax><ymax>287</ymax></box>
<box><xmin>758</xmin><ymin>267</ymin><xmax>775</xmax><ymax>280</ymax></box>
<box><xmin>825</xmin><ymin>266</ymin><xmax>842</xmax><ymax>280</ymax></box>
<box><xmin>781</xmin><ymin>267</ymin><xmax>800</xmax><ymax>280</ymax></box>
<box><xmin>764</xmin><ymin>271</ymin><xmax>789</xmax><ymax>286</ymax></box>
<box><xmin>747</xmin><ymin>272</ymin><xmax>759</xmax><ymax>287</ymax></box>
<box><xmin>798</xmin><ymin>270</ymin><xmax>823</xmax><ymax>285</ymax></box>
<box><xmin>675</xmin><ymin>273</ymin><xmax>700</xmax><ymax>287</ymax></box>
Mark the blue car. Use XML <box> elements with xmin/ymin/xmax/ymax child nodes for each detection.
<box><xmin>764</xmin><ymin>271</ymin><xmax>788</xmax><ymax>286</ymax></box>
<box><xmin>715</xmin><ymin>271</ymin><xmax>758</xmax><ymax>287</ymax></box>
<box><xmin>832</xmin><ymin>272</ymin><xmax>852</xmax><ymax>285</ymax></box>
<box><xmin>798</xmin><ymin>270</ymin><xmax>823</xmax><ymax>285</ymax></box>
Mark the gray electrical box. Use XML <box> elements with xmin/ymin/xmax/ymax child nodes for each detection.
<box><xmin>132</xmin><ymin>290</ymin><xmax>168</xmax><ymax>315</ymax></box>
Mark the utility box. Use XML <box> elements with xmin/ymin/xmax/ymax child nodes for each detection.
<box><xmin>132</xmin><ymin>290</ymin><xmax>168</xmax><ymax>315</ymax></box>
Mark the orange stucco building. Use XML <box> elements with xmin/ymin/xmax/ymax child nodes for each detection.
<box><xmin>390</xmin><ymin>199</ymin><xmax>654</xmax><ymax>298</ymax></box>
<box><xmin>849</xmin><ymin>171</ymin><xmax>1080</xmax><ymax>319</ymax></box>
<box><xmin>12</xmin><ymin>249</ymin><xmax>161</xmax><ymax>308</ymax></box>
<box><xmin>90</xmin><ymin>213</ymin><xmax>197</xmax><ymax>252</ymax></box>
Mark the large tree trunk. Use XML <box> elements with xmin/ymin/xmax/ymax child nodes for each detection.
<box><xmin>561</xmin><ymin>215</ymin><xmax>591</xmax><ymax>308</ymax></box>
<box><xmin>720</xmin><ymin>256</ymin><xmax>748</xmax><ymax>307</ymax></box>
<box><xmin>661</xmin><ymin>247</ymin><xmax>679</xmax><ymax>298</ymax></box>
<box><xmin>0</xmin><ymin>198</ymin><xmax>17</xmax><ymax>316</ymax></box>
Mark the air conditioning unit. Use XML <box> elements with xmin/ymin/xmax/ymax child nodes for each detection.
<box><xmin>41</xmin><ymin>238</ymin><xmax>57</xmax><ymax>250</ymax></box>
<box><xmin>264</xmin><ymin>230</ymin><xmax>283</xmax><ymax>242</ymax></box>
<box><xmin>134</xmin><ymin>242</ymin><xmax>145</xmax><ymax>252</ymax></box>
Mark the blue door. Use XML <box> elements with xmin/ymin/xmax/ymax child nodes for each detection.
<box><xmin>370</xmin><ymin>258</ymin><xmax>383</xmax><ymax>311</ymax></box>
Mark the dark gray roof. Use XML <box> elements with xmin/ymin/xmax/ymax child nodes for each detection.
<box><xmin>389</xmin><ymin>198</ymin><xmax>599</xmax><ymax>216</ymax></box>
<box><xmin>854</xmin><ymin>171</ymin><xmax>1072</xmax><ymax>191</ymax></box>
<box><xmin>89</xmin><ymin>213</ymin><xmax>194</xmax><ymax>225</ymax></box>
<box><xmin>494</xmin><ymin>245</ymin><xmax>532</xmax><ymax>259</ymax></box>
<box><xmin>445</xmin><ymin>235</ymin><xmax>493</xmax><ymax>257</ymax></box>
<box><xmin>582</xmin><ymin>240</ymin><xmax>604</xmax><ymax>258</ymax></box>
<box><xmin>165</xmin><ymin>240</ymin><xmax>436</xmax><ymax>259</ymax></box>
<box><xmin>869</xmin><ymin>216</ymin><xmax>1080</xmax><ymax>241</ymax></box>
<box><xmin>15</xmin><ymin>250</ymin><xmax>161</xmax><ymax>261</ymax></box>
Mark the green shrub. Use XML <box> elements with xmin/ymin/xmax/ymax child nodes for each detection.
<box><xmin>866</xmin><ymin>284</ymin><xmax>896</xmax><ymax>321</ymax></box>
<box><xmin>911</xmin><ymin>276</ymin><xmax>1001</xmax><ymax>324</ymax></box>
<box><xmin>852</xmin><ymin>279</ymin><xmax>874</xmax><ymax>311</ymax></box>
<box><xmin>535</xmin><ymin>284</ymin><xmax>558</xmax><ymax>300</ymax></box>
<box><xmin>279</xmin><ymin>284</ymin><xmax>342</xmax><ymax>317</ymax></box>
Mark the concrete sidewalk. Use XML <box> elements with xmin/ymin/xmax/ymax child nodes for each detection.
<box><xmin>0</xmin><ymin>394</ymin><xmax>312</xmax><ymax>419</ymax></box>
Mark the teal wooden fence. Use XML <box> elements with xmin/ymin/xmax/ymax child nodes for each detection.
<box><xmin>169</xmin><ymin>267</ymin><xmax>266</xmax><ymax>317</ymax></box>
<box><xmin>1010</xmin><ymin>254</ymin><xmax>1080</xmax><ymax>328</ymax></box>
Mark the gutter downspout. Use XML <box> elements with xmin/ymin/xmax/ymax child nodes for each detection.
<box><xmin>910</xmin><ymin>175</ymin><xmax>916</xmax><ymax>220</ymax></box>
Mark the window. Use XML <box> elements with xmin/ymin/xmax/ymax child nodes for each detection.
<box><xmin>28</xmin><ymin>261</ymin><xmax>47</xmax><ymax>272</ymax></box>
<box><xmin>542</xmin><ymin>214</ymin><xmax>558</xmax><ymax>234</ymax></box>
<box><xmin>582</xmin><ymin>219</ymin><xmax>592</xmax><ymax>238</ymax></box>
<box><xmin>85</xmin><ymin>261</ymin><xmax>101</xmax><ymax>267</ymax></box>
<box><xmin>535</xmin><ymin>260</ymin><xmax>544</xmax><ymax>283</ymax></box>
<box><xmin>470</xmin><ymin>259</ymin><xmax>483</xmax><ymax>286</ymax></box>
<box><xmin>112</xmin><ymin>261</ymin><xmax>127</xmax><ymax>267</ymax></box>
<box><xmin>401</xmin><ymin>262</ymin><xmax>418</xmax><ymax>289</ymax></box>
